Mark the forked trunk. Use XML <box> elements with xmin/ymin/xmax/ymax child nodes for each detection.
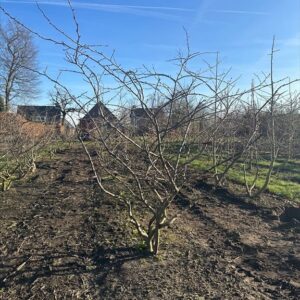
<box><xmin>146</xmin><ymin>219</ymin><xmax>161</xmax><ymax>255</ymax></box>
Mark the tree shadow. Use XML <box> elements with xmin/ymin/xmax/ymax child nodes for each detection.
<box><xmin>191</xmin><ymin>180</ymin><xmax>281</xmax><ymax>223</ymax></box>
<box><xmin>0</xmin><ymin>245</ymin><xmax>149</xmax><ymax>290</ymax></box>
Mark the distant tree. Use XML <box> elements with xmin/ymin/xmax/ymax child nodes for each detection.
<box><xmin>49</xmin><ymin>86</ymin><xmax>75</xmax><ymax>129</ymax></box>
<box><xmin>0</xmin><ymin>20</ymin><xmax>39</xmax><ymax>111</ymax></box>
<box><xmin>284</xmin><ymin>90</ymin><xmax>300</xmax><ymax>159</ymax></box>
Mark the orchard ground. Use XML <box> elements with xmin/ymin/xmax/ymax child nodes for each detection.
<box><xmin>0</xmin><ymin>143</ymin><xmax>299</xmax><ymax>299</ymax></box>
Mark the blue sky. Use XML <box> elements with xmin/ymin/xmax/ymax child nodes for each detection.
<box><xmin>0</xmin><ymin>0</ymin><xmax>300</xmax><ymax>105</ymax></box>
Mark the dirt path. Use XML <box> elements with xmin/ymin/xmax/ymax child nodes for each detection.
<box><xmin>0</xmin><ymin>147</ymin><xmax>299</xmax><ymax>299</ymax></box>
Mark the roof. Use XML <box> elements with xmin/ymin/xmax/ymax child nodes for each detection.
<box><xmin>81</xmin><ymin>102</ymin><xmax>118</xmax><ymax>122</ymax></box>
<box><xmin>17</xmin><ymin>105</ymin><xmax>61</xmax><ymax>117</ymax></box>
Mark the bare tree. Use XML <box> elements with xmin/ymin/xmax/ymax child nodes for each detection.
<box><xmin>245</xmin><ymin>38</ymin><xmax>281</xmax><ymax>198</ymax></box>
<box><xmin>0</xmin><ymin>112</ymin><xmax>54</xmax><ymax>191</ymax></box>
<box><xmin>0</xmin><ymin>20</ymin><xmax>39</xmax><ymax>111</ymax></box>
<box><xmin>283</xmin><ymin>88</ymin><xmax>300</xmax><ymax>160</ymax></box>
<box><xmin>1</xmin><ymin>2</ymin><xmax>299</xmax><ymax>254</ymax></box>
<box><xmin>49</xmin><ymin>86</ymin><xmax>76</xmax><ymax>133</ymax></box>
<box><xmin>73</xmin><ymin>52</ymin><xmax>218</xmax><ymax>255</ymax></box>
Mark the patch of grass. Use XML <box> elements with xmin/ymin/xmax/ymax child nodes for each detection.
<box><xmin>38</xmin><ymin>140</ymin><xmax>74</xmax><ymax>159</ymax></box>
<box><xmin>226</xmin><ymin>168</ymin><xmax>300</xmax><ymax>202</ymax></box>
<box><xmin>254</xmin><ymin>159</ymin><xmax>300</xmax><ymax>174</ymax></box>
<box><xmin>190</xmin><ymin>159</ymin><xmax>213</xmax><ymax>170</ymax></box>
<box><xmin>178</xmin><ymin>156</ymin><xmax>213</xmax><ymax>170</ymax></box>
<box><xmin>267</xmin><ymin>180</ymin><xmax>300</xmax><ymax>202</ymax></box>
<box><xmin>188</xmin><ymin>157</ymin><xmax>300</xmax><ymax>201</ymax></box>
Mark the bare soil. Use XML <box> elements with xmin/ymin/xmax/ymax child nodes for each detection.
<box><xmin>0</xmin><ymin>146</ymin><xmax>299</xmax><ymax>299</ymax></box>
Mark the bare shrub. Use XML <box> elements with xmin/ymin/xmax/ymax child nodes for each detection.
<box><xmin>0</xmin><ymin>112</ymin><xmax>54</xmax><ymax>191</ymax></box>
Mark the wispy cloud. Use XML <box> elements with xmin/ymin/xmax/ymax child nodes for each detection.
<box><xmin>208</xmin><ymin>9</ymin><xmax>269</xmax><ymax>16</ymax></box>
<box><xmin>1</xmin><ymin>0</ymin><xmax>193</xmax><ymax>21</ymax></box>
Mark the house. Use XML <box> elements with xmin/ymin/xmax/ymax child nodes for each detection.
<box><xmin>130</xmin><ymin>106</ymin><xmax>164</xmax><ymax>135</ymax></box>
<box><xmin>17</xmin><ymin>105</ymin><xmax>76</xmax><ymax>137</ymax></box>
<box><xmin>79</xmin><ymin>102</ymin><xmax>119</xmax><ymax>137</ymax></box>
<box><xmin>17</xmin><ymin>105</ymin><xmax>61</xmax><ymax>124</ymax></box>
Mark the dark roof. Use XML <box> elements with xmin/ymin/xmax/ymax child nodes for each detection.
<box><xmin>17</xmin><ymin>105</ymin><xmax>61</xmax><ymax>118</ymax></box>
<box><xmin>81</xmin><ymin>102</ymin><xmax>118</xmax><ymax>122</ymax></box>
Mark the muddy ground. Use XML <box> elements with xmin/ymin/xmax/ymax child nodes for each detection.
<box><xmin>0</xmin><ymin>146</ymin><xmax>299</xmax><ymax>299</ymax></box>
